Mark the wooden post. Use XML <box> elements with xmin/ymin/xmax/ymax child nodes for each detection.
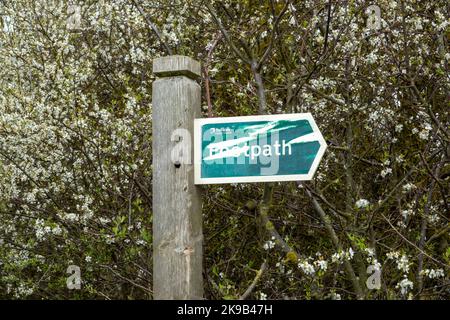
<box><xmin>152</xmin><ymin>55</ymin><xmax>203</xmax><ymax>300</ymax></box>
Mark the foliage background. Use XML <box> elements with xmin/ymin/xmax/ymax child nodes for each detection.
<box><xmin>0</xmin><ymin>0</ymin><xmax>448</xmax><ymax>299</ymax></box>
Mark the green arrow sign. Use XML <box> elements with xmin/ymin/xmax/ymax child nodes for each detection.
<box><xmin>194</xmin><ymin>113</ymin><xmax>327</xmax><ymax>184</ymax></box>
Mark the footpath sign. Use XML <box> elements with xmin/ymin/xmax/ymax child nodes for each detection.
<box><xmin>194</xmin><ymin>113</ymin><xmax>327</xmax><ymax>184</ymax></box>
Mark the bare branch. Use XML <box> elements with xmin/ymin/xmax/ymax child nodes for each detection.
<box><xmin>129</xmin><ymin>0</ymin><xmax>173</xmax><ymax>55</ymax></box>
<box><xmin>239</xmin><ymin>261</ymin><xmax>267</xmax><ymax>300</ymax></box>
<box><xmin>257</xmin><ymin>0</ymin><xmax>289</xmax><ymax>70</ymax></box>
<box><xmin>305</xmin><ymin>187</ymin><xmax>364</xmax><ymax>299</ymax></box>
<box><xmin>205</xmin><ymin>2</ymin><xmax>250</xmax><ymax>63</ymax></box>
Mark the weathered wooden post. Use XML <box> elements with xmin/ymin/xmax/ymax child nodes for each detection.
<box><xmin>152</xmin><ymin>56</ymin><xmax>203</xmax><ymax>299</ymax></box>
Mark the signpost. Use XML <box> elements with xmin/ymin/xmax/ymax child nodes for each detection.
<box><xmin>153</xmin><ymin>56</ymin><xmax>203</xmax><ymax>299</ymax></box>
<box><xmin>152</xmin><ymin>55</ymin><xmax>327</xmax><ymax>300</ymax></box>
<box><xmin>194</xmin><ymin>113</ymin><xmax>327</xmax><ymax>184</ymax></box>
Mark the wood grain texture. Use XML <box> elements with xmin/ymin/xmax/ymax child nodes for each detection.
<box><xmin>152</xmin><ymin>56</ymin><xmax>203</xmax><ymax>300</ymax></box>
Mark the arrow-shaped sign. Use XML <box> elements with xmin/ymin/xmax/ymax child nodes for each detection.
<box><xmin>194</xmin><ymin>113</ymin><xmax>327</xmax><ymax>184</ymax></box>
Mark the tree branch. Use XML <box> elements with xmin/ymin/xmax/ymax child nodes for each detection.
<box><xmin>257</xmin><ymin>1</ymin><xmax>289</xmax><ymax>70</ymax></box>
<box><xmin>129</xmin><ymin>0</ymin><xmax>173</xmax><ymax>55</ymax></box>
<box><xmin>305</xmin><ymin>187</ymin><xmax>365</xmax><ymax>299</ymax></box>
<box><xmin>205</xmin><ymin>2</ymin><xmax>250</xmax><ymax>63</ymax></box>
<box><xmin>239</xmin><ymin>261</ymin><xmax>267</xmax><ymax>300</ymax></box>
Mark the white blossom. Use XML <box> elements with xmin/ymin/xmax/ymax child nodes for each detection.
<box><xmin>396</xmin><ymin>278</ymin><xmax>413</xmax><ymax>295</ymax></box>
<box><xmin>402</xmin><ymin>183</ymin><xmax>416</xmax><ymax>193</ymax></box>
<box><xmin>355</xmin><ymin>199</ymin><xmax>370</xmax><ymax>209</ymax></box>
<box><xmin>381</xmin><ymin>168</ymin><xmax>392</xmax><ymax>178</ymax></box>
<box><xmin>314</xmin><ymin>259</ymin><xmax>328</xmax><ymax>271</ymax></box>
<box><xmin>263</xmin><ymin>240</ymin><xmax>275</xmax><ymax>250</ymax></box>
<box><xmin>420</xmin><ymin>269</ymin><xmax>445</xmax><ymax>279</ymax></box>
<box><xmin>298</xmin><ymin>260</ymin><xmax>315</xmax><ymax>276</ymax></box>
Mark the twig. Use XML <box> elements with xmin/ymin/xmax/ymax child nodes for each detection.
<box><xmin>204</xmin><ymin>32</ymin><xmax>222</xmax><ymax>117</ymax></box>
<box><xmin>305</xmin><ymin>187</ymin><xmax>364</xmax><ymax>299</ymax></box>
<box><xmin>380</xmin><ymin>213</ymin><xmax>449</xmax><ymax>269</ymax></box>
<box><xmin>100</xmin><ymin>264</ymin><xmax>153</xmax><ymax>294</ymax></box>
<box><xmin>304</xmin><ymin>84</ymin><xmax>345</xmax><ymax>106</ymax></box>
<box><xmin>322</xmin><ymin>0</ymin><xmax>332</xmax><ymax>55</ymax></box>
<box><xmin>239</xmin><ymin>261</ymin><xmax>267</xmax><ymax>300</ymax></box>
<box><xmin>257</xmin><ymin>1</ymin><xmax>289</xmax><ymax>70</ymax></box>
<box><xmin>129</xmin><ymin>0</ymin><xmax>173</xmax><ymax>55</ymax></box>
<box><xmin>258</xmin><ymin>184</ymin><xmax>301</xmax><ymax>260</ymax></box>
<box><xmin>205</xmin><ymin>2</ymin><xmax>250</xmax><ymax>63</ymax></box>
<box><xmin>329</xmin><ymin>145</ymin><xmax>383</xmax><ymax>167</ymax></box>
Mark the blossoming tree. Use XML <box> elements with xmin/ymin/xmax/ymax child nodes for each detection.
<box><xmin>0</xmin><ymin>0</ymin><xmax>448</xmax><ymax>299</ymax></box>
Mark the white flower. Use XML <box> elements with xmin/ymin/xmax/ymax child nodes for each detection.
<box><xmin>35</xmin><ymin>219</ymin><xmax>45</xmax><ymax>239</ymax></box>
<box><xmin>99</xmin><ymin>217</ymin><xmax>110</xmax><ymax>225</ymax></box>
<box><xmin>105</xmin><ymin>235</ymin><xmax>115</xmax><ymax>244</ymax></box>
<box><xmin>386</xmin><ymin>251</ymin><xmax>400</xmax><ymax>260</ymax></box>
<box><xmin>419</xmin><ymin>130</ymin><xmax>430</xmax><ymax>140</ymax></box>
<box><xmin>332</xmin><ymin>252</ymin><xmax>344</xmax><ymax>263</ymax></box>
<box><xmin>330</xmin><ymin>292</ymin><xmax>341</xmax><ymax>300</ymax></box>
<box><xmin>259</xmin><ymin>292</ymin><xmax>267</xmax><ymax>300</ymax></box>
<box><xmin>85</xmin><ymin>256</ymin><xmax>92</xmax><ymax>263</ymax></box>
<box><xmin>15</xmin><ymin>284</ymin><xmax>34</xmax><ymax>298</ymax></box>
<box><xmin>396</xmin><ymin>155</ymin><xmax>404</xmax><ymax>163</ymax></box>
<box><xmin>314</xmin><ymin>259</ymin><xmax>328</xmax><ymax>271</ymax></box>
<box><xmin>427</xmin><ymin>214</ymin><xmax>440</xmax><ymax>224</ymax></box>
<box><xmin>402</xmin><ymin>183</ymin><xmax>416</xmax><ymax>193</ymax></box>
<box><xmin>348</xmin><ymin>248</ymin><xmax>354</xmax><ymax>260</ymax></box>
<box><xmin>381</xmin><ymin>168</ymin><xmax>392</xmax><ymax>178</ymax></box>
<box><xmin>421</xmin><ymin>269</ymin><xmax>445</xmax><ymax>279</ymax></box>
<box><xmin>397</xmin><ymin>254</ymin><xmax>410</xmax><ymax>273</ymax></box>
<box><xmin>298</xmin><ymin>260</ymin><xmax>315</xmax><ymax>276</ymax></box>
<box><xmin>396</xmin><ymin>278</ymin><xmax>413</xmax><ymax>295</ymax></box>
<box><xmin>136</xmin><ymin>239</ymin><xmax>146</xmax><ymax>246</ymax></box>
<box><xmin>366</xmin><ymin>51</ymin><xmax>378</xmax><ymax>64</ymax></box>
<box><xmin>276</xmin><ymin>262</ymin><xmax>285</xmax><ymax>274</ymax></box>
<box><xmin>355</xmin><ymin>199</ymin><xmax>370</xmax><ymax>209</ymax></box>
<box><xmin>65</xmin><ymin>213</ymin><xmax>79</xmax><ymax>222</ymax></box>
<box><xmin>415</xmin><ymin>21</ymin><xmax>423</xmax><ymax>30</ymax></box>
<box><xmin>263</xmin><ymin>240</ymin><xmax>275</xmax><ymax>250</ymax></box>
<box><xmin>52</xmin><ymin>225</ymin><xmax>62</xmax><ymax>235</ymax></box>
<box><xmin>365</xmin><ymin>248</ymin><xmax>375</xmax><ymax>258</ymax></box>
<box><xmin>331</xmin><ymin>248</ymin><xmax>355</xmax><ymax>263</ymax></box>
<box><xmin>372</xmin><ymin>261</ymin><xmax>382</xmax><ymax>272</ymax></box>
<box><xmin>315</xmin><ymin>34</ymin><xmax>324</xmax><ymax>44</ymax></box>
<box><xmin>401</xmin><ymin>209</ymin><xmax>414</xmax><ymax>220</ymax></box>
